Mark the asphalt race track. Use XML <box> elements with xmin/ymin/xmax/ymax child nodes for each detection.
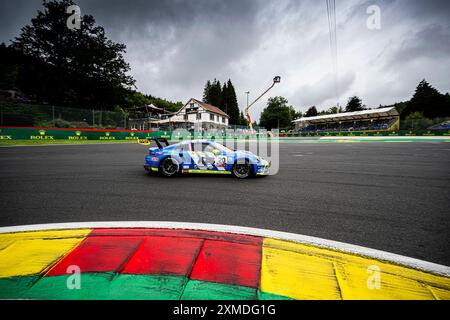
<box><xmin>0</xmin><ymin>142</ymin><xmax>449</xmax><ymax>265</ymax></box>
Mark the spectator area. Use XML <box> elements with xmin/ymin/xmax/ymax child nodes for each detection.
<box><xmin>293</xmin><ymin>107</ymin><xmax>400</xmax><ymax>133</ymax></box>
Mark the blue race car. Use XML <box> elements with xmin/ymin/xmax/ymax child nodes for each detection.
<box><xmin>142</xmin><ymin>138</ymin><xmax>270</xmax><ymax>179</ymax></box>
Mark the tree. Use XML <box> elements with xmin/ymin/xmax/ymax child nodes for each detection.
<box><xmin>345</xmin><ymin>96</ymin><xmax>365</xmax><ymax>112</ymax></box>
<box><xmin>305</xmin><ymin>106</ymin><xmax>318</xmax><ymax>117</ymax></box>
<box><xmin>203</xmin><ymin>78</ymin><xmax>240</xmax><ymax>124</ymax></box>
<box><xmin>125</xmin><ymin>91</ymin><xmax>150</xmax><ymax>107</ymax></box>
<box><xmin>202</xmin><ymin>80</ymin><xmax>212</xmax><ymax>103</ymax></box>
<box><xmin>402</xmin><ymin>80</ymin><xmax>449</xmax><ymax>118</ymax></box>
<box><xmin>203</xmin><ymin>78</ymin><xmax>222</xmax><ymax>107</ymax></box>
<box><xmin>144</xmin><ymin>94</ymin><xmax>183</xmax><ymax>113</ymax></box>
<box><xmin>328</xmin><ymin>106</ymin><xmax>340</xmax><ymax>114</ymax></box>
<box><xmin>10</xmin><ymin>0</ymin><xmax>134</xmax><ymax>109</ymax></box>
<box><xmin>0</xmin><ymin>43</ymin><xmax>19</xmax><ymax>89</ymax></box>
<box><xmin>259</xmin><ymin>96</ymin><xmax>296</xmax><ymax>130</ymax></box>
<box><xmin>238</xmin><ymin>111</ymin><xmax>247</xmax><ymax>126</ymax></box>
<box><xmin>221</xmin><ymin>82</ymin><xmax>227</xmax><ymax>112</ymax></box>
<box><xmin>221</xmin><ymin>79</ymin><xmax>240</xmax><ymax>125</ymax></box>
<box><xmin>402</xmin><ymin>112</ymin><xmax>434</xmax><ymax>130</ymax></box>
<box><xmin>210</xmin><ymin>79</ymin><xmax>222</xmax><ymax>107</ymax></box>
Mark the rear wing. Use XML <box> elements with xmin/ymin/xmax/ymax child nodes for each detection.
<box><xmin>137</xmin><ymin>137</ymin><xmax>170</xmax><ymax>149</ymax></box>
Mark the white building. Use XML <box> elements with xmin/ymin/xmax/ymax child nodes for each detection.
<box><xmin>152</xmin><ymin>98</ymin><xmax>229</xmax><ymax>130</ymax></box>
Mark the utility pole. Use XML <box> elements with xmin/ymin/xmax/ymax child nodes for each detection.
<box><xmin>245</xmin><ymin>76</ymin><xmax>281</xmax><ymax>131</ymax></box>
<box><xmin>245</xmin><ymin>91</ymin><xmax>250</xmax><ymax>109</ymax></box>
<box><xmin>244</xmin><ymin>91</ymin><xmax>250</xmax><ymax>130</ymax></box>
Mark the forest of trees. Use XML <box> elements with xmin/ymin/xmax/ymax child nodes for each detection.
<box><xmin>202</xmin><ymin>78</ymin><xmax>245</xmax><ymax>125</ymax></box>
<box><xmin>0</xmin><ymin>0</ymin><xmax>181</xmax><ymax>111</ymax></box>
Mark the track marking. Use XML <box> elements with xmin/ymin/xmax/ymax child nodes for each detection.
<box><xmin>0</xmin><ymin>222</ymin><xmax>449</xmax><ymax>277</ymax></box>
<box><xmin>0</xmin><ymin>236</ymin><xmax>89</xmax><ymax>278</ymax></box>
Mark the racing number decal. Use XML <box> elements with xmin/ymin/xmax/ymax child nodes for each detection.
<box><xmin>215</xmin><ymin>155</ymin><xmax>227</xmax><ymax>170</ymax></box>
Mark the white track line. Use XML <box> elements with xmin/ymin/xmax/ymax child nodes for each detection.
<box><xmin>0</xmin><ymin>221</ymin><xmax>449</xmax><ymax>277</ymax></box>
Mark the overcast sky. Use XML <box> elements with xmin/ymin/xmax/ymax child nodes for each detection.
<box><xmin>1</xmin><ymin>0</ymin><xmax>449</xmax><ymax>120</ymax></box>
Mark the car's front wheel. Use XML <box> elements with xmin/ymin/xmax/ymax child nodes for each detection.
<box><xmin>159</xmin><ymin>157</ymin><xmax>179</xmax><ymax>177</ymax></box>
<box><xmin>232</xmin><ymin>159</ymin><xmax>254</xmax><ymax>179</ymax></box>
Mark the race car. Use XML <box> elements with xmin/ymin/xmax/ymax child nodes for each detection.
<box><xmin>141</xmin><ymin>138</ymin><xmax>270</xmax><ymax>178</ymax></box>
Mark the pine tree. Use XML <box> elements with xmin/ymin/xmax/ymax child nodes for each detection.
<box><xmin>220</xmin><ymin>79</ymin><xmax>240</xmax><ymax>124</ymax></box>
<box><xmin>202</xmin><ymin>78</ymin><xmax>241</xmax><ymax>124</ymax></box>
<box><xmin>345</xmin><ymin>96</ymin><xmax>364</xmax><ymax>112</ymax></box>
<box><xmin>221</xmin><ymin>82</ymin><xmax>228</xmax><ymax>113</ymax></box>
<box><xmin>305</xmin><ymin>106</ymin><xmax>318</xmax><ymax>117</ymax></box>
<box><xmin>202</xmin><ymin>80</ymin><xmax>212</xmax><ymax>103</ymax></box>
<box><xmin>206</xmin><ymin>79</ymin><xmax>221</xmax><ymax>107</ymax></box>
<box><xmin>404</xmin><ymin>80</ymin><xmax>448</xmax><ymax>118</ymax></box>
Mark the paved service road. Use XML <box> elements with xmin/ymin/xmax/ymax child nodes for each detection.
<box><xmin>0</xmin><ymin>142</ymin><xmax>449</xmax><ymax>265</ymax></box>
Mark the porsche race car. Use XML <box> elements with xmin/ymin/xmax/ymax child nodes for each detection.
<box><xmin>141</xmin><ymin>138</ymin><xmax>270</xmax><ymax>179</ymax></box>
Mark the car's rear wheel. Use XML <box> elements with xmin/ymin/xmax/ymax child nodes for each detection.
<box><xmin>232</xmin><ymin>159</ymin><xmax>253</xmax><ymax>179</ymax></box>
<box><xmin>159</xmin><ymin>157</ymin><xmax>179</xmax><ymax>177</ymax></box>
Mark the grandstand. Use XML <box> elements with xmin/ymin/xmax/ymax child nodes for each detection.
<box><xmin>293</xmin><ymin>107</ymin><xmax>400</xmax><ymax>133</ymax></box>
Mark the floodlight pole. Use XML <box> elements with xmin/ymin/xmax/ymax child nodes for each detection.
<box><xmin>245</xmin><ymin>76</ymin><xmax>280</xmax><ymax>131</ymax></box>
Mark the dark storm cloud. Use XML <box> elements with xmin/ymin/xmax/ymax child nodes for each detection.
<box><xmin>389</xmin><ymin>24</ymin><xmax>450</xmax><ymax>64</ymax></box>
<box><xmin>0</xmin><ymin>0</ymin><xmax>42</xmax><ymax>43</ymax></box>
<box><xmin>74</xmin><ymin>0</ymin><xmax>266</xmax><ymax>100</ymax></box>
<box><xmin>1</xmin><ymin>0</ymin><xmax>450</xmax><ymax>118</ymax></box>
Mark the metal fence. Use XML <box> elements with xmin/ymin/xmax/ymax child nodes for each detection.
<box><xmin>0</xmin><ymin>101</ymin><xmax>128</xmax><ymax>129</ymax></box>
<box><xmin>0</xmin><ymin>100</ymin><xmax>266</xmax><ymax>132</ymax></box>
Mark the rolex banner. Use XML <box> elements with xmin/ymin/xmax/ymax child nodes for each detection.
<box><xmin>0</xmin><ymin>127</ymin><xmax>256</xmax><ymax>141</ymax></box>
<box><xmin>0</xmin><ymin>127</ymin><xmax>168</xmax><ymax>141</ymax></box>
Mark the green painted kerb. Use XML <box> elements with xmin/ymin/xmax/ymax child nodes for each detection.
<box><xmin>0</xmin><ymin>274</ymin><xmax>291</xmax><ymax>300</ymax></box>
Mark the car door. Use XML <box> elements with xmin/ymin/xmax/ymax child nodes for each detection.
<box><xmin>189</xmin><ymin>141</ymin><xmax>222</xmax><ymax>172</ymax></box>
